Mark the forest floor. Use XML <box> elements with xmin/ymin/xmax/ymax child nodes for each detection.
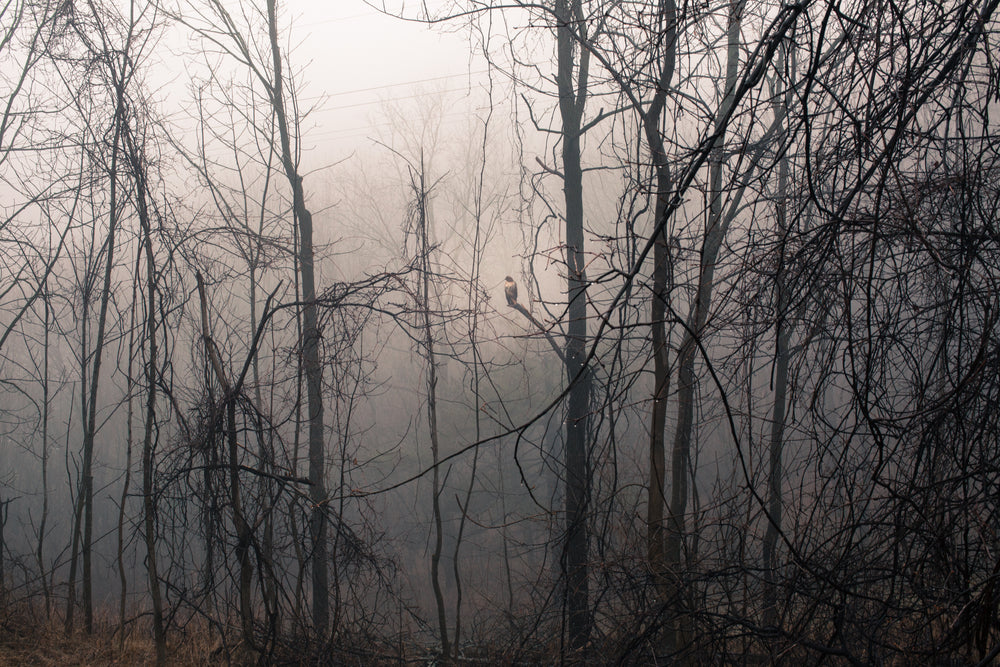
<box><xmin>0</xmin><ymin>612</ymin><xmax>210</xmax><ymax>666</ymax></box>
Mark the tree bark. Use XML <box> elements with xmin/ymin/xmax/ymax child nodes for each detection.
<box><xmin>643</xmin><ymin>0</ymin><xmax>678</xmax><ymax>608</ymax></box>
<box><xmin>762</xmin><ymin>41</ymin><xmax>792</xmax><ymax>630</ymax></box>
<box><xmin>413</xmin><ymin>158</ymin><xmax>451</xmax><ymax>663</ymax></box>
<box><xmin>78</xmin><ymin>78</ymin><xmax>125</xmax><ymax>636</ymax></box>
<box><xmin>140</xmin><ymin>222</ymin><xmax>166</xmax><ymax>667</ymax></box>
<box><xmin>555</xmin><ymin>0</ymin><xmax>591</xmax><ymax>653</ymax></box>
<box><xmin>118</xmin><ymin>282</ymin><xmax>135</xmax><ymax>651</ymax></box>
<box><xmin>38</xmin><ymin>272</ymin><xmax>51</xmax><ymax>619</ymax></box>
<box><xmin>196</xmin><ymin>273</ymin><xmax>254</xmax><ymax>651</ymax></box>
<box><xmin>664</xmin><ymin>0</ymin><xmax>742</xmax><ymax>652</ymax></box>
<box><xmin>265</xmin><ymin>0</ymin><xmax>328</xmax><ymax>634</ymax></box>
<box><xmin>124</xmin><ymin>120</ymin><xmax>167</xmax><ymax>666</ymax></box>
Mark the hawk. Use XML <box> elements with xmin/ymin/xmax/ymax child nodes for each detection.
<box><xmin>504</xmin><ymin>276</ymin><xmax>518</xmax><ymax>306</ymax></box>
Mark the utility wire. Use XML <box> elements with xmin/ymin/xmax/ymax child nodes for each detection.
<box><xmin>298</xmin><ymin>70</ymin><xmax>490</xmax><ymax>104</ymax></box>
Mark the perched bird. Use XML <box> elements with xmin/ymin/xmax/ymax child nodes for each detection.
<box><xmin>504</xmin><ymin>276</ymin><xmax>518</xmax><ymax>306</ymax></box>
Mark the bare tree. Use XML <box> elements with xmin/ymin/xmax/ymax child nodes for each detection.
<box><xmin>0</xmin><ymin>0</ymin><xmax>996</xmax><ymax>664</ymax></box>
<box><xmin>761</xmin><ymin>38</ymin><xmax>793</xmax><ymax>631</ymax></box>
<box><xmin>127</xmin><ymin>110</ymin><xmax>168</xmax><ymax>667</ymax></box>
<box><xmin>407</xmin><ymin>152</ymin><xmax>451</xmax><ymax>663</ymax></box>
<box><xmin>170</xmin><ymin>0</ymin><xmax>331</xmax><ymax>633</ymax></box>
<box><xmin>553</xmin><ymin>0</ymin><xmax>594</xmax><ymax>652</ymax></box>
<box><xmin>261</xmin><ymin>0</ymin><xmax>330</xmax><ymax>633</ymax></box>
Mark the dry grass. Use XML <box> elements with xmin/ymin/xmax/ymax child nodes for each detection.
<box><xmin>0</xmin><ymin>610</ymin><xmax>220</xmax><ymax>667</ymax></box>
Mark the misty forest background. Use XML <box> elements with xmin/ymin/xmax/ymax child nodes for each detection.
<box><xmin>1</xmin><ymin>0</ymin><xmax>999</xmax><ymax>663</ymax></box>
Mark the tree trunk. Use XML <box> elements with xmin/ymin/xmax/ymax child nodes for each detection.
<box><xmin>664</xmin><ymin>0</ymin><xmax>742</xmax><ymax>652</ymax></box>
<box><xmin>80</xmin><ymin>82</ymin><xmax>125</xmax><ymax>635</ymax></box>
<box><xmin>118</xmin><ymin>292</ymin><xmax>135</xmax><ymax>651</ymax></box>
<box><xmin>555</xmin><ymin>0</ymin><xmax>591</xmax><ymax>653</ymax></box>
<box><xmin>0</xmin><ymin>498</ymin><xmax>7</xmax><ymax>600</ymax></box>
<box><xmin>140</xmin><ymin>259</ymin><xmax>166</xmax><ymax>667</ymax></box>
<box><xmin>196</xmin><ymin>273</ymin><xmax>254</xmax><ymax>651</ymax></box>
<box><xmin>643</xmin><ymin>0</ymin><xmax>678</xmax><ymax>608</ymax></box>
<box><xmin>763</xmin><ymin>42</ymin><xmax>792</xmax><ymax>630</ymax></box>
<box><xmin>265</xmin><ymin>0</ymin><xmax>327</xmax><ymax>634</ymax></box>
<box><xmin>413</xmin><ymin>160</ymin><xmax>451</xmax><ymax>663</ymax></box>
<box><xmin>38</xmin><ymin>275</ymin><xmax>51</xmax><ymax>619</ymax></box>
<box><xmin>762</xmin><ymin>286</ymin><xmax>789</xmax><ymax>627</ymax></box>
<box><xmin>125</xmin><ymin>122</ymin><xmax>168</xmax><ymax>666</ymax></box>
<box><xmin>453</xmin><ymin>112</ymin><xmax>490</xmax><ymax>662</ymax></box>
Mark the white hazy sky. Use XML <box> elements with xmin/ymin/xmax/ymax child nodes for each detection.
<box><xmin>142</xmin><ymin>0</ymin><xmax>533</xmax><ymax>283</ymax></box>
<box><xmin>278</xmin><ymin>1</ymin><xmax>486</xmax><ymax>156</ymax></box>
<box><xmin>145</xmin><ymin>0</ymin><xmax>489</xmax><ymax>162</ymax></box>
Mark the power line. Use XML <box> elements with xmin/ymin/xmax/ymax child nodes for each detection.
<box><xmin>298</xmin><ymin>69</ymin><xmax>490</xmax><ymax>104</ymax></box>
<box><xmin>301</xmin><ymin>107</ymin><xmax>484</xmax><ymax>145</ymax></box>
<box><xmin>309</xmin><ymin>84</ymin><xmax>488</xmax><ymax>114</ymax></box>
<box><xmin>302</xmin><ymin>1</ymin><xmax>457</xmax><ymax>27</ymax></box>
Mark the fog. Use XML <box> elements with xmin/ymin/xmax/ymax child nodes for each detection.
<box><xmin>0</xmin><ymin>0</ymin><xmax>998</xmax><ymax>664</ymax></box>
